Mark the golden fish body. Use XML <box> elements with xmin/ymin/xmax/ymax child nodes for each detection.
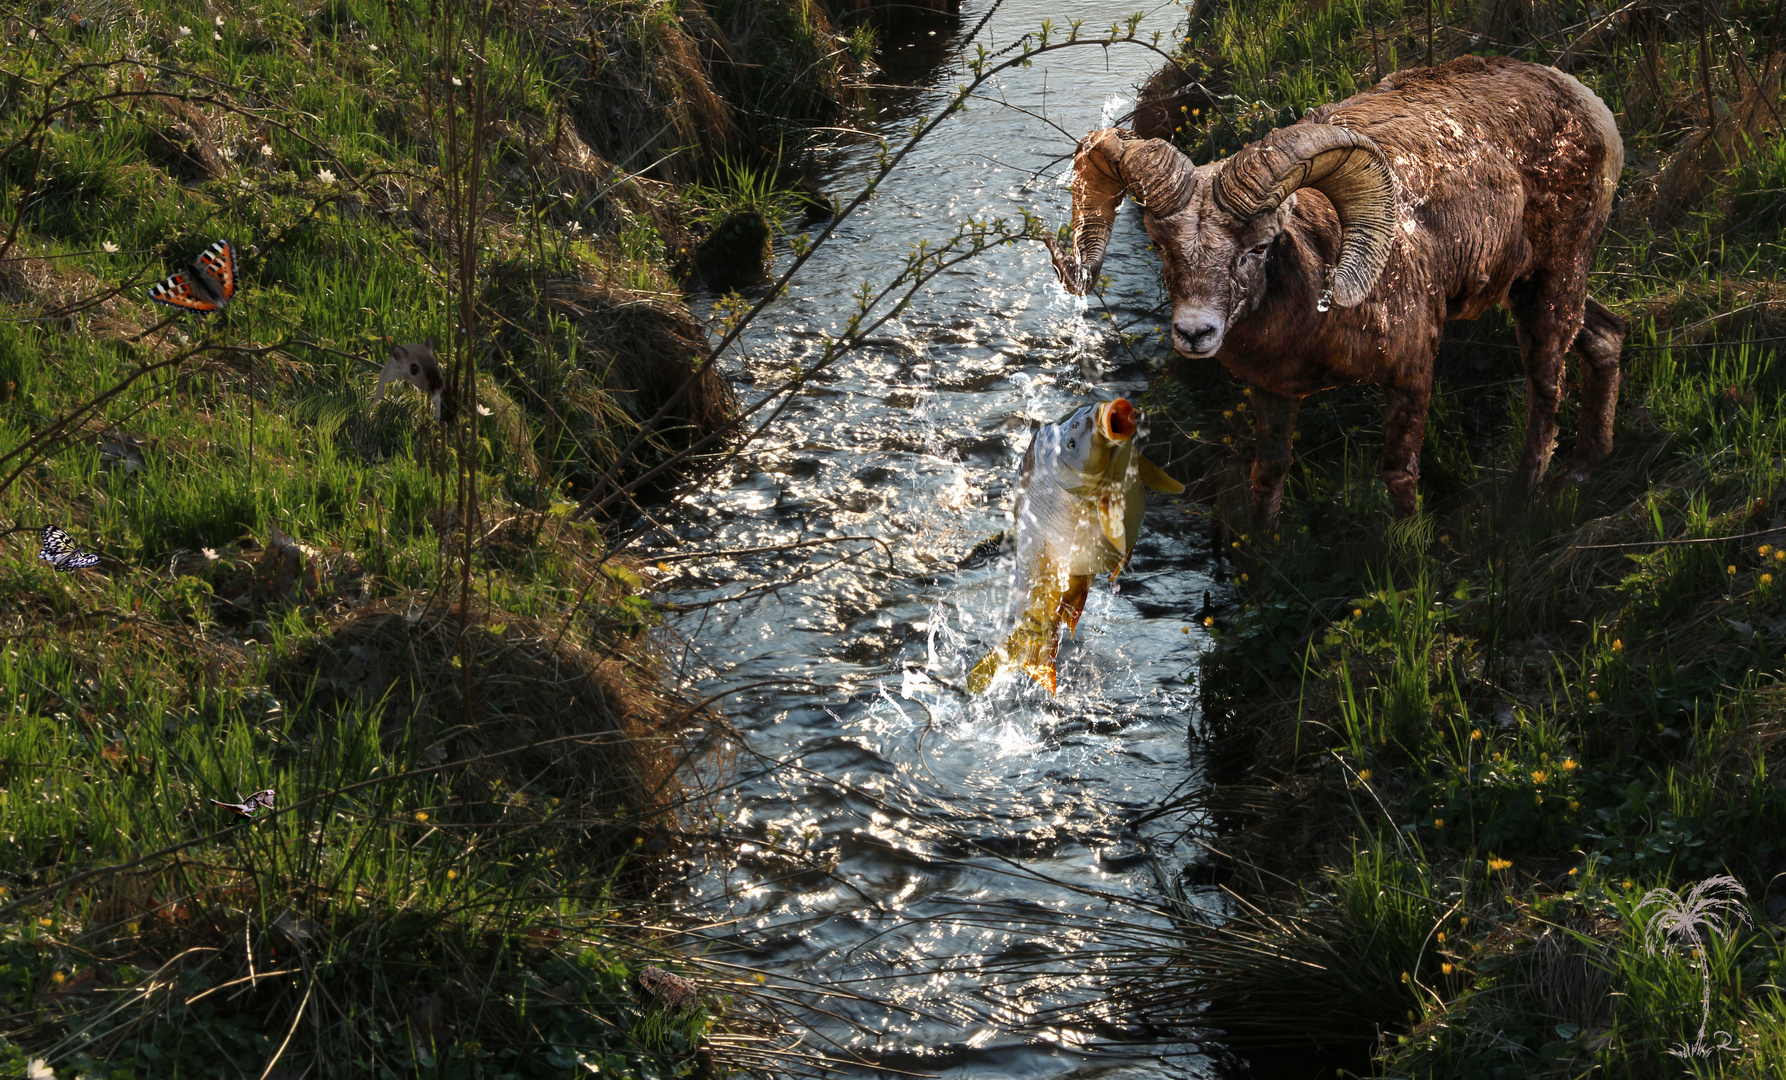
<box><xmin>968</xmin><ymin>398</ymin><xmax>1183</xmax><ymax>694</ymax></box>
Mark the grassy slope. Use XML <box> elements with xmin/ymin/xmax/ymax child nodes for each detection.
<box><xmin>1128</xmin><ymin>0</ymin><xmax>1786</xmax><ymax>1076</ymax></box>
<box><xmin>0</xmin><ymin>0</ymin><xmax>862</xmax><ymax>1075</ymax></box>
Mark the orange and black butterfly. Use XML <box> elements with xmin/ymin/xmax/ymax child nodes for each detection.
<box><xmin>210</xmin><ymin>788</ymin><xmax>275</xmax><ymax>819</ymax></box>
<box><xmin>148</xmin><ymin>240</ymin><xmax>237</xmax><ymax>316</ymax></box>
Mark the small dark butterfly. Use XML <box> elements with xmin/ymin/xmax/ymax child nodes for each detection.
<box><xmin>372</xmin><ymin>340</ymin><xmax>445</xmax><ymax>419</ymax></box>
<box><xmin>38</xmin><ymin>526</ymin><xmax>100</xmax><ymax>572</ymax></box>
<box><xmin>148</xmin><ymin>240</ymin><xmax>237</xmax><ymax>316</ymax></box>
<box><xmin>210</xmin><ymin>788</ymin><xmax>275</xmax><ymax>819</ymax></box>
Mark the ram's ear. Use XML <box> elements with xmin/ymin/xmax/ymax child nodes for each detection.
<box><xmin>1273</xmin><ymin>191</ymin><xmax>1299</xmax><ymax>231</ymax></box>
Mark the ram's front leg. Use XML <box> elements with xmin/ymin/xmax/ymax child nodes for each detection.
<box><xmin>1248</xmin><ymin>388</ymin><xmax>1301</xmax><ymax>527</ymax></box>
<box><xmin>1381</xmin><ymin>378</ymin><xmax>1433</xmax><ymax>519</ymax></box>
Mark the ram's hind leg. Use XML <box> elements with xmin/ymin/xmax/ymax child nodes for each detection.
<box><xmin>1557</xmin><ymin>295</ymin><xmax>1626</xmax><ymax>486</ymax></box>
<box><xmin>1507</xmin><ymin>272</ymin><xmax>1587</xmax><ymax>501</ymax></box>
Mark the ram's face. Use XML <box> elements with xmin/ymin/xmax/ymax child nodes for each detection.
<box><xmin>1150</xmin><ymin>192</ymin><xmax>1298</xmax><ymax>359</ymax></box>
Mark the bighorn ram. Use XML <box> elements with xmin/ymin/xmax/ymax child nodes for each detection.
<box><xmin>1047</xmin><ymin>56</ymin><xmax>1627</xmax><ymax>521</ymax></box>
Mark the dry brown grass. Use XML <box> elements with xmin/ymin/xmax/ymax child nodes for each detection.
<box><xmin>274</xmin><ymin>596</ymin><xmax>689</xmax><ymax>838</ymax></box>
<box><xmin>1652</xmin><ymin>54</ymin><xmax>1785</xmax><ymax>228</ymax></box>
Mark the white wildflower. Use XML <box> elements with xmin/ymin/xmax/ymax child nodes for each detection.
<box><xmin>177</xmin><ymin>24</ymin><xmax>191</xmax><ymax>37</ymax></box>
<box><xmin>476</xmin><ymin>404</ymin><xmax>493</xmax><ymax>417</ymax></box>
<box><xmin>451</xmin><ymin>77</ymin><xmax>463</xmax><ymax>87</ymax></box>
<box><xmin>26</xmin><ymin>1059</ymin><xmax>54</xmax><ymax>1080</ymax></box>
<box><xmin>101</xmin><ymin>241</ymin><xmax>119</xmax><ymax>253</ymax></box>
<box><xmin>317</xmin><ymin>169</ymin><xmax>336</xmax><ymax>184</ymax></box>
<box><xmin>214</xmin><ymin>14</ymin><xmax>224</xmax><ymax>25</ymax></box>
<box><xmin>213</xmin><ymin>30</ymin><xmax>221</xmax><ymax>40</ymax></box>
<box><xmin>201</xmin><ymin>547</ymin><xmax>219</xmax><ymax>561</ymax></box>
<box><xmin>367</xmin><ymin>42</ymin><xmax>377</xmax><ymax>51</ymax></box>
<box><xmin>259</xmin><ymin>142</ymin><xmax>273</xmax><ymax>158</ymax></box>
<box><xmin>567</xmin><ymin>220</ymin><xmax>583</xmax><ymax>233</ymax></box>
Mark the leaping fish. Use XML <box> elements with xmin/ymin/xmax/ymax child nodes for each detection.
<box><xmin>968</xmin><ymin>398</ymin><xmax>1184</xmax><ymax>694</ymax></box>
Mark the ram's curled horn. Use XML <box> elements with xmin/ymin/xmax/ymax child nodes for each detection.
<box><xmin>1212</xmin><ymin>125</ymin><xmax>1397</xmax><ymax>308</ymax></box>
<box><xmin>1045</xmin><ymin>128</ymin><xmax>1198</xmax><ymax>296</ymax></box>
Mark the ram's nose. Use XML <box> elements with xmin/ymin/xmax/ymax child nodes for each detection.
<box><xmin>1173</xmin><ymin>311</ymin><xmax>1224</xmax><ymax>357</ymax></box>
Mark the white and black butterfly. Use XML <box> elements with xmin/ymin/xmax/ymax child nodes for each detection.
<box><xmin>147</xmin><ymin>239</ymin><xmax>237</xmax><ymax>316</ymax></box>
<box><xmin>209</xmin><ymin>781</ymin><xmax>275</xmax><ymax>817</ymax></box>
<box><xmin>38</xmin><ymin>526</ymin><xmax>100</xmax><ymax>572</ymax></box>
<box><xmin>210</xmin><ymin>788</ymin><xmax>275</xmax><ymax>819</ymax></box>
<box><xmin>372</xmin><ymin>340</ymin><xmax>446</xmax><ymax>419</ymax></box>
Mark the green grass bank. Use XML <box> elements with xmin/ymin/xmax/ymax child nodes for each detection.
<box><xmin>0</xmin><ymin>0</ymin><xmax>884</xmax><ymax>1073</ymax></box>
<box><xmin>1123</xmin><ymin>0</ymin><xmax>1786</xmax><ymax>1077</ymax></box>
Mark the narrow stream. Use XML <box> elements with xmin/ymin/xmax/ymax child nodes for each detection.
<box><xmin>644</xmin><ymin>3</ymin><xmax>1227</xmax><ymax>1074</ymax></box>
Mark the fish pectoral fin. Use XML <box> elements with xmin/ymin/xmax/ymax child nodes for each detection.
<box><xmin>1097</xmin><ymin>493</ymin><xmax>1130</xmax><ymax>555</ymax></box>
<box><xmin>1136</xmin><ymin>454</ymin><xmax>1185</xmax><ymax>494</ymax></box>
<box><xmin>1057</xmin><ymin>576</ymin><xmax>1091</xmax><ymax>634</ymax></box>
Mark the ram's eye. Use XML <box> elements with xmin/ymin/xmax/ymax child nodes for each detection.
<box><xmin>1251</xmin><ymin>242</ymin><xmax>1270</xmax><ymax>255</ymax></box>
<box><xmin>1067</xmin><ymin>439</ymin><xmax>1077</xmax><ymax>451</ymax></box>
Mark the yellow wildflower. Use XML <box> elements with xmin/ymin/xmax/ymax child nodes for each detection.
<box><xmin>1441</xmin><ymin>962</ymin><xmax>1454</xmax><ymax>974</ymax></box>
<box><xmin>1611</xmin><ymin>639</ymin><xmax>1623</xmax><ymax>651</ymax></box>
<box><xmin>414</xmin><ymin>812</ymin><xmax>429</xmax><ymax>823</ymax></box>
<box><xmin>1562</xmin><ymin>758</ymin><xmax>1577</xmax><ymax>772</ymax></box>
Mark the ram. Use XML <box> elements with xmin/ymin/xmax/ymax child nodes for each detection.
<box><xmin>1048</xmin><ymin>56</ymin><xmax>1627</xmax><ymax>522</ymax></box>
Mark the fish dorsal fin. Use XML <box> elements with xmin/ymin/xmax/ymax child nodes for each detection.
<box><xmin>1135</xmin><ymin>453</ymin><xmax>1185</xmax><ymax>494</ymax></box>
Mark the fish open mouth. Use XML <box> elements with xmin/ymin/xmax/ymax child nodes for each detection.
<box><xmin>1100</xmin><ymin>398</ymin><xmax>1137</xmax><ymax>442</ymax></box>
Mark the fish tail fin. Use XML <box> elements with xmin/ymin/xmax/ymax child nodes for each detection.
<box><xmin>966</xmin><ymin>621</ymin><xmax>1061</xmax><ymax>695</ymax></box>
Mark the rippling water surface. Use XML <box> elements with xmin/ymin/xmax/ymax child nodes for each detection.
<box><xmin>643</xmin><ymin>2</ymin><xmax>1227</xmax><ymax>1074</ymax></box>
